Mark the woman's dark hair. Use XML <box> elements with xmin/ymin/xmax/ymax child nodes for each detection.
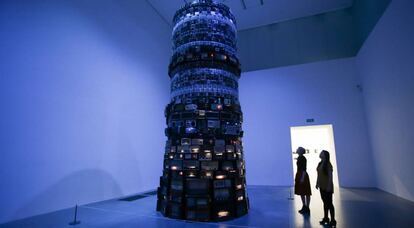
<box><xmin>297</xmin><ymin>147</ymin><xmax>305</xmax><ymax>155</ymax></box>
<box><xmin>321</xmin><ymin>150</ymin><xmax>332</xmax><ymax>174</ymax></box>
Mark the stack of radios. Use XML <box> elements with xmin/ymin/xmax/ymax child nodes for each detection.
<box><xmin>156</xmin><ymin>0</ymin><xmax>249</xmax><ymax>221</ymax></box>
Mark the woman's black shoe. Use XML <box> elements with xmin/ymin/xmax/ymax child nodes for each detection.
<box><xmin>319</xmin><ymin>217</ymin><xmax>330</xmax><ymax>225</ymax></box>
<box><xmin>298</xmin><ymin>206</ymin><xmax>306</xmax><ymax>214</ymax></box>
<box><xmin>330</xmin><ymin>220</ymin><xmax>337</xmax><ymax>227</ymax></box>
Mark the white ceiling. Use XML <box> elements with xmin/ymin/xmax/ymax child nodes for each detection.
<box><xmin>146</xmin><ymin>0</ymin><xmax>354</xmax><ymax>30</ymax></box>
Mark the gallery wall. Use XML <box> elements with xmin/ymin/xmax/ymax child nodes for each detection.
<box><xmin>355</xmin><ymin>0</ymin><xmax>414</xmax><ymax>202</ymax></box>
<box><xmin>238</xmin><ymin>0</ymin><xmax>390</xmax><ymax>72</ymax></box>
<box><xmin>238</xmin><ymin>8</ymin><xmax>356</xmax><ymax>72</ymax></box>
<box><xmin>0</xmin><ymin>0</ymin><xmax>171</xmax><ymax>223</ymax></box>
<box><xmin>239</xmin><ymin>58</ymin><xmax>375</xmax><ymax>188</ymax></box>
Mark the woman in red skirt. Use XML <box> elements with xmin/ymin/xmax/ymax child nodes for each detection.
<box><xmin>294</xmin><ymin>147</ymin><xmax>312</xmax><ymax>214</ymax></box>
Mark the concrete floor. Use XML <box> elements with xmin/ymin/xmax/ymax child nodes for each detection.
<box><xmin>2</xmin><ymin>186</ymin><xmax>414</xmax><ymax>228</ymax></box>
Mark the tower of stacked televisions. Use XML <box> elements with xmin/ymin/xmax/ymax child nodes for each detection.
<box><xmin>156</xmin><ymin>0</ymin><xmax>249</xmax><ymax>221</ymax></box>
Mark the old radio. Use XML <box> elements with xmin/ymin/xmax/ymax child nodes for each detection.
<box><xmin>185</xmin><ymin>209</ymin><xmax>210</xmax><ymax>221</ymax></box>
<box><xmin>215</xmin><ymin>139</ymin><xmax>225</xmax><ymax>146</ymax></box>
<box><xmin>199</xmin><ymin>151</ymin><xmax>212</xmax><ymax>160</ymax></box>
<box><xmin>186</xmin><ymin>179</ymin><xmax>210</xmax><ymax>196</ymax></box>
<box><xmin>201</xmin><ymin>161</ymin><xmax>219</xmax><ymax>171</ymax></box>
<box><xmin>200</xmin><ymin>170</ymin><xmax>214</xmax><ymax>179</ymax></box>
<box><xmin>181</xmin><ymin>138</ymin><xmax>191</xmax><ymax>145</ymax></box>
<box><xmin>221</xmin><ymin>161</ymin><xmax>235</xmax><ymax>171</ymax></box>
<box><xmin>183</xmin><ymin>160</ymin><xmax>199</xmax><ymax>170</ymax></box>
<box><xmin>191</xmin><ymin>138</ymin><xmax>204</xmax><ymax>145</ymax></box>
<box><xmin>170</xmin><ymin>160</ymin><xmax>183</xmax><ymax>171</ymax></box>
<box><xmin>169</xmin><ymin>202</ymin><xmax>183</xmax><ymax>219</ymax></box>
<box><xmin>213</xmin><ymin>179</ymin><xmax>232</xmax><ymax>189</ymax></box>
<box><xmin>214</xmin><ymin>188</ymin><xmax>231</xmax><ymax>201</ymax></box>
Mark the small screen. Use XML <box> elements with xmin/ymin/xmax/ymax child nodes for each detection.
<box><xmin>214</xmin><ymin>189</ymin><xmax>230</xmax><ymax>199</ymax></box>
<box><xmin>187</xmin><ymin>179</ymin><xmax>209</xmax><ymax>191</ymax></box>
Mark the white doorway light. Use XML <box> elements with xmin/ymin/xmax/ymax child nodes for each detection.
<box><xmin>290</xmin><ymin>124</ymin><xmax>339</xmax><ymax>188</ymax></box>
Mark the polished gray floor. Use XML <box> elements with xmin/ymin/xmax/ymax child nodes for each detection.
<box><xmin>2</xmin><ymin>186</ymin><xmax>414</xmax><ymax>228</ymax></box>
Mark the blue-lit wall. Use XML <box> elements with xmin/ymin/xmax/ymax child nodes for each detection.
<box><xmin>0</xmin><ymin>0</ymin><xmax>170</xmax><ymax>223</ymax></box>
<box><xmin>356</xmin><ymin>0</ymin><xmax>414</xmax><ymax>202</ymax></box>
<box><xmin>238</xmin><ymin>9</ymin><xmax>356</xmax><ymax>72</ymax></box>
<box><xmin>239</xmin><ymin>58</ymin><xmax>375</xmax><ymax>187</ymax></box>
<box><xmin>238</xmin><ymin>0</ymin><xmax>391</xmax><ymax>72</ymax></box>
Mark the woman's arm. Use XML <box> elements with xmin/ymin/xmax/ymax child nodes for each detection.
<box><xmin>327</xmin><ymin>170</ymin><xmax>333</xmax><ymax>192</ymax></box>
<box><xmin>316</xmin><ymin>164</ymin><xmax>320</xmax><ymax>189</ymax></box>
<box><xmin>300</xmin><ymin>171</ymin><xmax>305</xmax><ymax>183</ymax></box>
<box><xmin>316</xmin><ymin>174</ymin><xmax>320</xmax><ymax>189</ymax></box>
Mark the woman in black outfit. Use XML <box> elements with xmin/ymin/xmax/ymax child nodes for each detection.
<box><xmin>294</xmin><ymin>147</ymin><xmax>311</xmax><ymax>214</ymax></box>
<box><xmin>316</xmin><ymin>150</ymin><xmax>336</xmax><ymax>227</ymax></box>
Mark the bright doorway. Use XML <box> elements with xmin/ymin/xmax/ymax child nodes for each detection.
<box><xmin>290</xmin><ymin>124</ymin><xmax>339</xmax><ymax>188</ymax></box>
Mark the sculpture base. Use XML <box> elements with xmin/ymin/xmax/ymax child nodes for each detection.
<box><xmin>156</xmin><ymin>177</ymin><xmax>249</xmax><ymax>222</ymax></box>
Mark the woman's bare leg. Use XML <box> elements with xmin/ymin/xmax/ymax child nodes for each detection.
<box><xmin>300</xmin><ymin>195</ymin><xmax>306</xmax><ymax>207</ymax></box>
<box><xmin>306</xmin><ymin>195</ymin><xmax>311</xmax><ymax>207</ymax></box>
